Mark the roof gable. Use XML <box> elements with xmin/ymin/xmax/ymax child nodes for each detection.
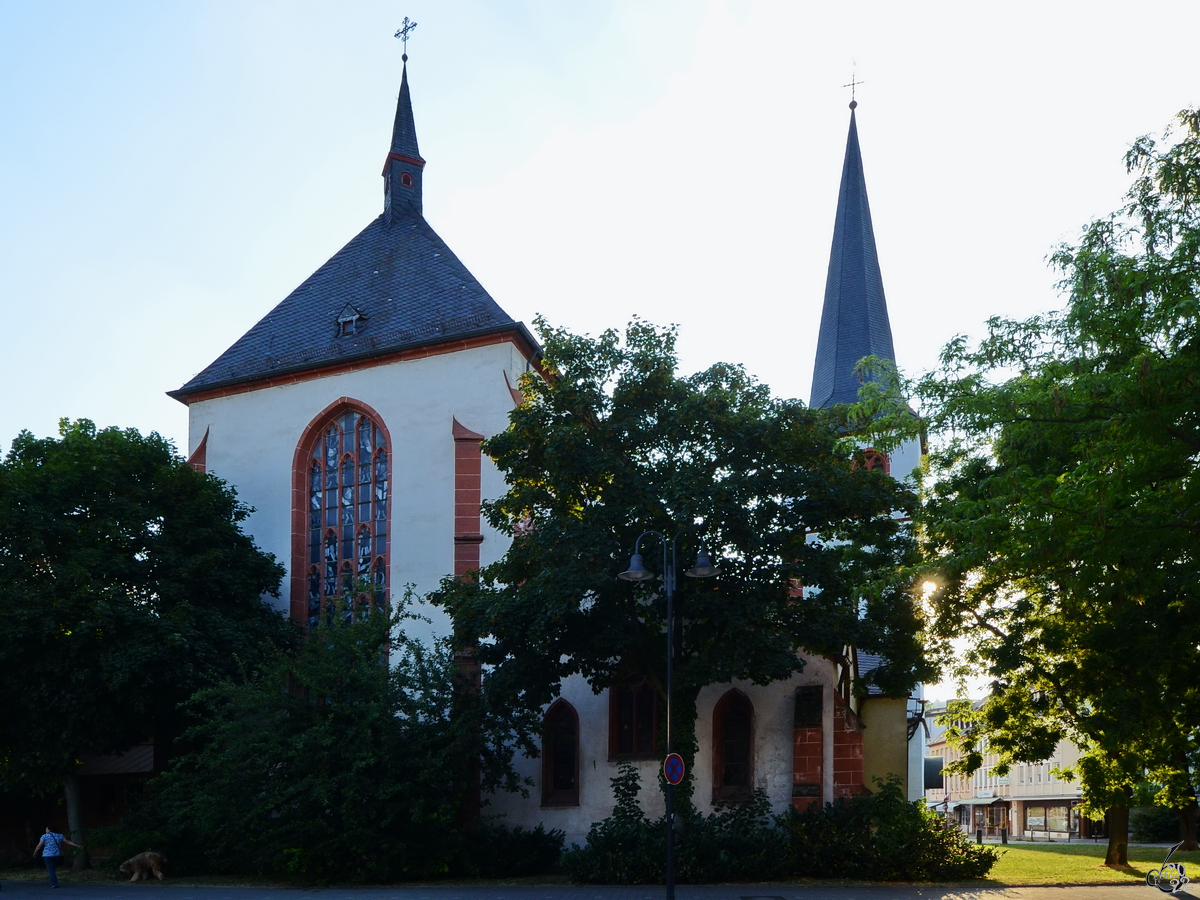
<box><xmin>172</xmin><ymin>210</ymin><xmax>521</xmax><ymax>398</ymax></box>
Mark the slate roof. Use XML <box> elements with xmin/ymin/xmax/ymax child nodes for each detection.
<box><xmin>390</xmin><ymin>63</ymin><xmax>422</xmax><ymax>163</ymax></box>
<box><xmin>171</xmin><ymin>65</ymin><xmax>529</xmax><ymax>401</ymax></box>
<box><xmin>854</xmin><ymin>648</ymin><xmax>888</xmax><ymax>696</ymax></box>
<box><xmin>77</xmin><ymin>742</ymin><xmax>154</xmax><ymax>776</ymax></box>
<box><xmin>809</xmin><ymin>105</ymin><xmax>896</xmax><ymax>410</ymax></box>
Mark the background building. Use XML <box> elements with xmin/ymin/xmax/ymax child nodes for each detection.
<box><xmin>924</xmin><ymin>701</ymin><xmax>1107</xmax><ymax>840</ymax></box>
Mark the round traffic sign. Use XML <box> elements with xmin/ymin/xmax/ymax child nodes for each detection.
<box><xmin>664</xmin><ymin>752</ymin><xmax>685</xmax><ymax>785</ymax></box>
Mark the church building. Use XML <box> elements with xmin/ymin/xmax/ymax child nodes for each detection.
<box><xmin>170</xmin><ymin>61</ymin><xmax>923</xmax><ymax>845</ymax></box>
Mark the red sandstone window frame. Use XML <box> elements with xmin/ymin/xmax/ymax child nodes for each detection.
<box><xmin>712</xmin><ymin>689</ymin><xmax>754</xmax><ymax>803</ymax></box>
<box><xmin>290</xmin><ymin>398</ymin><xmax>393</xmax><ymax>630</ymax></box>
<box><xmin>608</xmin><ymin>678</ymin><xmax>660</xmax><ymax>760</ymax></box>
<box><xmin>855</xmin><ymin>448</ymin><xmax>891</xmax><ymax>474</ymax></box>
<box><xmin>541</xmin><ymin>699</ymin><xmax>580</xmax><ymax>807</ymax></box>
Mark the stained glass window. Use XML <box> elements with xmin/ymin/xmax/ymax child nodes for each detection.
<box><xmin>305</xmin><ymin>411</ymin><xmax>389</xmax><ymax>631</ymax></box>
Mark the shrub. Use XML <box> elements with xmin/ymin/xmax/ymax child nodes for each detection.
<box><xmin>1132</xmin><ymin>806</ymin><xmax>1180</xmax><ymax>842</ymax></box>
<box><xmin>562</xmin><ymin>765</ymin><xmax>663</xmax><ymax>884</ymax></box>
<box><xmin>116</xmin><ymin>604</ymin><xmax>531</xmax><ymax>883</ymax></box>
<box><xmin>466</xmin><ymin>822</ymin><xmax>564</xmax><ymax>878</ymax></box>
<box><xmin>563</xmin><ymin>765</ymin><xmax>790</xmax><ymax>884</ymax></box>
<box><xmin>780</xmin><ymin>776</ymin><xmax>999</xmax><ymax>881</ymax></box>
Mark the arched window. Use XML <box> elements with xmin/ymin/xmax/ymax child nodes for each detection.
<box><xmin>856</xmin><ymin>448</ymin><xmax>891</xmax><ymax>474</ymax></box>
<box><xmin>293</xmin><ymin>403</ymin><xmax>390</xmax><ymax>631</ymax></box>
<box><xmin>542</xmin><ymin>699</ymin><xmax>580</xmax><ymax>807</ymax></box>
<box><xmin>712</xmin><ymin>690</ymin><xmax>754</xmax><ymax>803</ymax></box>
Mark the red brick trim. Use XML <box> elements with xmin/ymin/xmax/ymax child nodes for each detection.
<box><xmin>503</xmin><ymin>370</ymin><xmax>523</xmax><ymax>406</ymax></box>
<box><xmin>452</xmin><ymin>418</ymin><xmax>485</xmax><ymax>578</ymax></box>
<box><xmin>793</xmin><ymin>684</ymin><xmax>825</xmax><ymax>811</ymax></box>
<box><xmin>186</xmin><ymin>427</ymin><xmax>209</xmax><ymax>473</ymax></box>
<box><xmin>381</xmin><ymin>151</ymin><xmax>426</xmax><ymax>175</ymax></box>
<box><xmin>289</xmin><ymin>398</ymin><xmax>393</xmax><ymax>624</ymax></box>
<box><xmin>173</xmin><ymin>329</ymin><xmax>542</xmax><ymax>405</ymax></box>
<box><xmin>833</xmin><ymin>695</ymin><xmax>866</xmax><ymax>798</ymax></box>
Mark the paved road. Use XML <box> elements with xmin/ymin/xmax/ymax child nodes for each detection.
<box><xmin>0</xmin><ymin>882</ymin><xmax>1160</xmax><ymax>900</ymax></box>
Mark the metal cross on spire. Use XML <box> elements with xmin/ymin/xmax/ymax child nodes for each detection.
<box><xmin>842</xmin><ymin>70</ymin><xmax>865</xmax><ymax>109</ymax></box>
<box><xmin>394</xmin><ymin>16</ymin><xmax>417</xmax><ymax>62</ymax></box>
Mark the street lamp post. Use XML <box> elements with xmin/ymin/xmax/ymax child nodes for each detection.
<box><xmin>618</xmin><ymin>530</ymin><xmax>720</xmax><ymax>900</ymax></box>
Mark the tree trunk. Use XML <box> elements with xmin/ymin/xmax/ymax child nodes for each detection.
<box><xmin>1178</xmin><ymin>801</ymin><xmax>1199</xmax><ymax>851</ymax></box>
<box><xmin>63</xmin><ymin>772</ymin><xmax>89</xmax><ymax>871</ymax></box>
<box><xmin>1104</xmin><ymin>804</ymin><xmax>1129</xmax><ymax>868</ymax></box>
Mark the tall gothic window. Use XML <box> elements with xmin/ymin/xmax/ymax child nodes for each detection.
<box><xmin>303</xmin><ymin>409</ymin><xmax>389</xmax><ymax>631</ymax></box>
<box><xmin>542</xmin><ymin>700</ymin><xmax>580</xmax><ymax>807</ymax></box>
<box><xmin>712</xmin><ymin>690</ymin><xmax>754</xmax><ymax>803</ymax></box>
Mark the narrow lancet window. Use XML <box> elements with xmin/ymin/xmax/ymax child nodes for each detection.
<box><xmin>302</xmin><ymin>410</ymin><xmax>390</xmax><ymax>628</ymax></box>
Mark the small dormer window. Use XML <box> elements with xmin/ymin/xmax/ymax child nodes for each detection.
<box><xmin>401</xmin><ymin>172</ymin><xmax>413</xmax><ymax>188</ymax></box>
<box><xmin>335</xmin><ymin>303</ymin><xmax>366</xmax><ymax>338</ymax></box>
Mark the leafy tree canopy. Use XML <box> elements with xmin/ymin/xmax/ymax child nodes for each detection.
<box><xmin>122</xmin><ymin>601</ymin><xmax>532</xmax><ymax>883</ymax></box>
<box><xmin>0</xmin><ymin>419</ymin><xmax>293</xmax><ymax>793</ymax></box>
<box><xmin>432</xmin><ymin>319</ymin><xmax>931</xmax><ymax>785</ymax></box>
<box><xmin>907</xmin><ymin>108</ymin><xmax>1200</xmax><ymax>864</ymax></box>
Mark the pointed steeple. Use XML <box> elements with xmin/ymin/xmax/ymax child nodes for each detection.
<box><xmin>809</xmin><ymin>102</ymin><xmax>896</xmax><ymax>409</ymax></box>
<box><xmin>383</xmin><ymin>61</ymin><xmax>426</xmax><ymax>222</ymax></box>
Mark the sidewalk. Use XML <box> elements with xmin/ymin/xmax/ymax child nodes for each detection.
<box><xmin>0</xmin><ymin>881</ymin><xmax>1156</xmax><ymax>900</ymax></box>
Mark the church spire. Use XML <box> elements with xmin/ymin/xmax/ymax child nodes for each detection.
<box><xmin>383</xmin><ymin>57</ymin><xmax>426</xmax><ymax>222</ymax></box>
<box><xmin>809</xmin><ymin>101</ymin><xmax>896</xmax><ymax>410</ymax></box>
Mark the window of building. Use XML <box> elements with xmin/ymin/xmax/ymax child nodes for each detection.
<box><xmin>1047</xmin><ymin>806</ymin><xmax>1069</xmax><ymax>832</ymax></box>
<box><xmin>609</xmin><ymin>677</ymin><xmax>659</xmax><ymax>758</ymax></box>
<box><xmin>401</xmin><ymin>172</ymin><xmax>413</xmax><ymax>187</ymax></box>
<box><xmin>542</xmin><ymin>700</ymin><xmax>579</xmax><ymax>807</ymax></box>
<box><xmin>335</xmin><ymin>303</ymin><xmax>366</xmax><ymax>338</ymax></box>
<box><xmin>794</xmin><ymin>685</ymin><xmax>823</xmax><ymax>727</ymax></box>
<box><xmin>855</xmin><ymin>448</ymin><xmax>891</xmax><ymax>474</ymax></box>
<box><xmin>300</xmin><ymin>408</ymin><xmax>389</xmax><ymax>631</ymax></box>
<box><xmin>713</xmin><ymin>690</ymin><xmax>754</xmax><ymax>803</ymax></box>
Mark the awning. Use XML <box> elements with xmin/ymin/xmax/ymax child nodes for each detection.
<box><xmin>953</xmin><ymin>796</ymin><xmax>1010</xmax><ymax>807</ymax></box>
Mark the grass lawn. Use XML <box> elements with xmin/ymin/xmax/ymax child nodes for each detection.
<box><xmin>983</xmin><ymin>841</ymin><xmax>1199</xmax><ymax>885</ymax></box>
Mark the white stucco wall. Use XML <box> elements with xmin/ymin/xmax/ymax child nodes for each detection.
<box><xmin>485</xmin><ymin>656</ymin><xmax>838</xmax><ymax>848</ymax></box>
<box><xmin>185</xmin><ymin>339</ymin><xmax>530</xmax><ymax>645</ymax></box>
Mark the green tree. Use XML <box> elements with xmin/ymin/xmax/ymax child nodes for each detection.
<box><xmin>432</xmin><ymin>319</ymin><xmax>931</xmax><ymax>806</ymax></box>
<box><xmin>0</xmin><ymin>419</ymin><xmax>293</xmax><ymax>864</ymax></box>
<box><xmin>912</xmin><ymin>108</ymin><xmax>1200</xmax><ymax>866</ymax></box>
<box><xmin>123</xmin><ymin>600</ymin><xmax>512</xmax><ymax>882</ymax></box>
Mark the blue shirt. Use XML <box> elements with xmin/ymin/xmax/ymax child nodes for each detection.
<box><xmin>42</xmin><ymin>832</ymin><xmax>65</xmax><ymax>857</ymax></box>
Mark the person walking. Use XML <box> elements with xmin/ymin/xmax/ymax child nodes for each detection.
<box><xmin>32</xmin><ymin>826</ymin><xmax>82</xmax><ymax>888</ymax></box>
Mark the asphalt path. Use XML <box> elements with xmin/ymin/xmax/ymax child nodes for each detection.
<box><xmin>0</xmin><ymin>882</ymin><xmax>1160</xmax><ymax>900</ymax></box>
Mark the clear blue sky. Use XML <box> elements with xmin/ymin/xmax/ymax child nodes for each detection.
<box><xmin>3</xmin><ymin>1</ymin><xmax>1198</xmax><ymax>455</ymax></box>
<box><xmin>3</xmin><ymin>0</ymin><xmax>1198</xmax><ymax>700</ymax></box>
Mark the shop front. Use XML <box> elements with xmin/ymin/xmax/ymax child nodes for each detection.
<box><xmin>1018</xmin><ymin>799</ymin><xmax>1079</xmax><ymax>840</ymax></box>
<box><xmin>955</xmin><ymin>796</ymin><xmax>1011</xmax><ymax>838</ymax></box>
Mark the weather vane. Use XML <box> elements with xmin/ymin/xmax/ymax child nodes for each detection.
<box><xmin>394</xmin><ymin>16</ymin><xmax>417</xmax><ymax>62</ymax></box>
<box><xmin>843</xmin><ymin>70</ymin><xmax>865</xmax><ymax>109</ymax></box>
